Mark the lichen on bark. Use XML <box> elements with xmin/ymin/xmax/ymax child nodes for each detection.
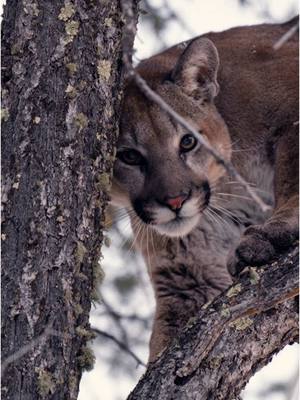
<box><xmin>1</xmin><ymin>1</ymin><xmax>139</xmax><ymax>399</ymax></box>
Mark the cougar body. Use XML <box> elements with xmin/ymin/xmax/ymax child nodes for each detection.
<box><xmin>111</xmin><ymin>17</ymin><xmax>299</xmax><ymax>361</ymax></box>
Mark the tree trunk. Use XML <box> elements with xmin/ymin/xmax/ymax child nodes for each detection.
<box><xmin>1</xmin><ymin>1</ymin><xmax>138</xmax><ymax>399</ymax></box>
<box><xmin>128</xmin><ymin>246</ymin><xmax>299</xmax><ymax>400</ymax></box>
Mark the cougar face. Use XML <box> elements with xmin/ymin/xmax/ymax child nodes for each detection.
<box><xmin>112</xmin><ymin>38</ymin><xmax>232</xmax><ymax>237</ymax></box>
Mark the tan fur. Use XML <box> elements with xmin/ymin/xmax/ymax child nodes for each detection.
<box><xmin>111</xmin><ymin>17</ymin><xmax>299</xmax><ymax>361</ymax></box>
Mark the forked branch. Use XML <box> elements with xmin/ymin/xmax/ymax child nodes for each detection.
<box><xmin>93</xmin><ymin>328</ymin><xmax>146</xmax><ymax>367</ymax></box>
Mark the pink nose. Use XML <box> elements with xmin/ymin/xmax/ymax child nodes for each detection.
<box><xmin>165</xmin><ymin>194</ymin><xmax>188</xmax><ymax>210</ymax></box>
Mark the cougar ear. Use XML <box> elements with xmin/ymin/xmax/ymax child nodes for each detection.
<box><xmin>171</xmin><ymin>38</ymin><xmax>220</xmax><ymax>102</ymax></box>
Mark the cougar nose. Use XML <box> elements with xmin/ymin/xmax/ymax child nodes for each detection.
<box><xmin>165</xmin><ymin>194</ymin><xmax>189</xmax><ymax>211</ymax></box>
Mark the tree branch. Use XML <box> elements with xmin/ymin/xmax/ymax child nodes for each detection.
<box><xmin>128</xmin><ymin>245</ymin><xmax>299</xmax><ymax>399</ymax></box>
<box><xmin>273</xmin><ymin>21</ymin><xmax>299</xmax><ymax>50</ymax></box>
<box><xmin>92</xmin><ymin>328</ymin><xmax>146</xmax><ymax>368</ymax></box>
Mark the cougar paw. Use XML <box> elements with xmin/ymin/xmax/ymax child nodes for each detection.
<box><xmin>227</xmin><ymin>222</ymin><xmax>297</xmax><ymax>277</ymax></box>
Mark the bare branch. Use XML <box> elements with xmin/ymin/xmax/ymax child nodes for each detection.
<box><xmin>273</xmin><ymin>22</ymin><xmax>299</xmax><ymax>50</ymax></box>
<box><xmin>127</xmin><ymin>246</ymin><xmax>299</xmax><ymax>399</ymax></box>
<box><xmin>100</xmin><ymin>296</ymin><xmax>130</xmax><ymax>346</ymax></box>
<box><xmin>92</xmin><ymin>327</ymin><xmax>147</xmax><ymax>368</ymax></box>
<box><xmin>100</xmin><ymin>295</ymin><xmax>152</xmax><ymax>328</ymax></box>
<box><xmin>176</xmin><ymin>248</ymin><xmax>298</xmax><ymax>378</ymax></box>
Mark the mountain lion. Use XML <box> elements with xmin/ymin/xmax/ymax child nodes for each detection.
<box><xmin>111</xmin><ymin>17</ymin><xmax>299</xmax><ymax>361</ymax></box>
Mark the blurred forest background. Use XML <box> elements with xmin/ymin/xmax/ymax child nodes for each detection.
<box><xmin>74</xmin><ymin>0</ymin><xmax>299</xmax><ymax>399</ymax></box>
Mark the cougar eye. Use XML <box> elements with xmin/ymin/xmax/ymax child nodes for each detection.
<box><xmin>180</xmin><ymin>134</ymin><xmax>197</xmax><ymax>152</ymax></box>
<box><xmin>117</xmin><ymin>149</ymin><xmax>144</xmax><ymax>165</ymax></box>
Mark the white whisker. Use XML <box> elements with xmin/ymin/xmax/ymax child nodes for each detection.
<box><xmin>210</xmin><ymin>202</ymin><xmax>242</xmax><ymax>224</ymax></box>
<box><xmin>205</xmin><ymin>206</ymin><xmax>232</xmax><ymax>233</ymax></box>
<box><xmin>215</xmin><ymin>192</ymin><xmax>254</xmax><ymax>202</ymax></box>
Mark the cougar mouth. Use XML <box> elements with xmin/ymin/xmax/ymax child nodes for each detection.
<box><xmin>153</xmin><ymin>214</ymin><xmax>200</xmax><ymax>237</ymax></box>
<box><xmin>132</xmin><ymin>192</ymin><xmax>209</xmax><ymax>237</ymax></box>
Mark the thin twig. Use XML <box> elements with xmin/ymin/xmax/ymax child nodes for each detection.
<box><xmin>100</xmin><ymin>296</ymin><xmax>130</xmax><ymax>346</ymax></box>
<box><xmin>273</xmin><ymin>22</ymin><xmax>299</xmax><ymax>50</ymax></box>
<box><xmin>92</xmin><ymin>327</ymin><xmax>146</xmax><ymax>367</ymax></box>
<box><xmin>121</xmin><ymin>0</ymin><xmax>270</xmax><ymax>213</ymax></box>
<box><xmin>1</xmin><ymin>327</ymin><xmax>62</xmax><ymax>375</ymax></box>
<box><xmin>100</xmin><ymin>296</ymin><xmax>151</xmax><ymax>327</ymax></box>
<box><xmin>162</xmin><ymin>0</ymin><xmax>196</xmax><ymax>37</ymax></box>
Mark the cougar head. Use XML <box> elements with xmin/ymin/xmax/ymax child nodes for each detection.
<box><xmin>112</xmin><ymin>38</ymin><xmax>231</xmax><ymax>237</ymax></box>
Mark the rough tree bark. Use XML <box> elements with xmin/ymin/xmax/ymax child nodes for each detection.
<box><xmin>1</xmin><ymin>1</ymin><xmax>138</xmax><ymax>399</ymax></box>
<box><xmin>128</xmin><ymin>246</ymin><xmax>299</xmax><ymax>400</ymax></box>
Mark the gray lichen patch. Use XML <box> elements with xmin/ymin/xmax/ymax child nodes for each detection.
<box><xmin>35</xmin><ymin>367</ymin><xmax>56</xmax><ymax>398</ymax></box>
<box><xmin>75</xmin><ymin>241</ymin><xmax>87</xmax><ymax>265</ymax></box>
<box><xmin>65</xmin><ymin>20</ymin><xmax>79</xmax><ymax>37</ymax></box>
<box><xmin>65</xmin><ymin>84</ymin><xmax>77</xmax><ymax>98</ymax></box>
<box><xmin>53</xmin><ymin>14</ymin><xmax>80</xmax><ymax>61</ymax></box>
<box><xmin>33</xmin><ymin>116</ymin><xmax>41</xmax><ymax>124</ymax></box>
<box><xmin>65</xmin><ymin>62</ymin><xmax>78</xmax><ymax>75</ymax></box>
<box><xmin>229</xmin><ymin>317</ymin><xmax>253</xmax><ymax>331</ymax></box>
<box><xmin>58</xmin><ymin>1</ymin><xmax>75</xmax><ymax>21</ymax></box>
<box><xmin>23</xmin><ymin>1</ymin><xmax>40</xmax><ymax>17</ymax></box>
<box><xmin>68</xmin><ymin>373</ymin><xmax>78</xmax><ymax>399</ymax></box>
<box><xmin>74</xmin><ymin>112</ymin><xmax>88</xmax><ymax>131</ymax></box>
<box><xmin>91</xmin><ymin>260</ymin><xmax>105</xmax><ymax>302</ymax></box>
<box><xmin>220</xmin><ymin>304</ymin><xmax>230</xmax><ymax>318</ymax></box>
<box><xmin>185</xmin><ymin>316</ymin><xmax>197</xmax><ymax>330</ymax></box>
<box><xmin>97</xmin><ymin>60</ymin><xmax>112</xmax><ymax>82</ymax></box>
<box><xmin>77</xmin><ymin>80</ymin><xmax>87</xmax><ymax>91</ymax></box>
<box><xmin>56</xmin><ymin>215</ymin><xmax>65</xmax><ymax>223</ymax></box>
<box><xmin>96</xmin><ymin>132</ymin><xmax>103</xmax><ymax>141</ymax></box>
<box><xmin>249</xmin><ymin>267</ymin><xmax>260</xmax><ymax>284</ymax></box>
<box><xmin>1</xmin><ymin>108</ymin><xmax>10</xmax><ymax>122</ymax></box>
<box><xmin>77</xmin><ymin>346</ymin><xmax>95</xmax><ymax>371</ymax></box>
<box><xmin>95</xmin><ymin>172</ymin><xmax>112</xmax><ymax>193</ymax></box>
<box><xmin>65</xmin><ymin>101</ymin><xmax>78</xmax><ymax>139</ymax></box>
<box><xmin>12</xmin><ymin>174</ymin><xmax>21</xmax><ymax>190</ymax></box>
<box><xmin>74</xmin><ymin>303</ymin><xmax>83</xmax><ymax>317</ymax></box>
<box><xmin>75</xmin><ymin>326</ymin><xmax>96</xmax><ymax>340</ymax></box>
<box><xmin>62</xmin><ymin>277</ymin><xmax>74</xmax><ymax>306</ymax></box>
<box><xmin>104</xmin><ymin>105</ymin><xmax>113</xmax><ymax>120</ymax></box>
<box><xmin>104</xmin><ymin>17</ymin><xmax>113</xmax><ymax>27</ymax></box>
<box><xmin>226</xmin><ymin>283</ymin><xmax>242</xmax><ymax>298</ymax></box>
<box><xmin>209</xmin><ymin>356</ymin><xmax>222</xmax><ymax>369</ymax></box>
